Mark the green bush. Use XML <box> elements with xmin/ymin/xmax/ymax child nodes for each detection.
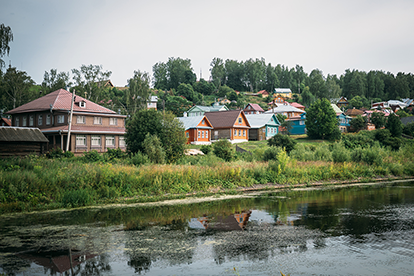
<box><xmin>200</xmin><ymin>145</ymin><xmax>212</xmax><ymax>154</ymax></box>
<box><xmin>83</xmin><ymin>150</ymin><xmax>102</xmax><ymax>162</ymax></box>
<box><xmin>331</xmin><ymin>143</ymin><xmax>350</xmax><ymax>163</ymax></box>
<box><xmin>61</xmin><ymin>189</ymin><xmax>93</xmax><ymax>208</ymax></box>
<box><xmin>142</xmin><ymin>133</ymin><xmax>166</xmax><ymax>164</ymax></box>
<box><xmin>130</xmin><ymin>151</ymin><xmax>150</xmax><ymax>166</ymax></box>
<box><xmin>267</xmin><ymin>134</ymin><xmax>297</xmax><ymax>153</ymax></box>
<box><xmin>263</xmin><ymin>146</ymin><xmax>282</xmax><ymax>161</ymax></box>
<box><xmin>213</xmin><ymin>139</ymin><xmax>234</xmax><ymax>161</ymax></box>
<box><xmin>46</xmin><ymin>148</ymin><xmax>74</xmax><ymax>158</ymax></box>
<box><xmin>104</xmin><ymin>148</ymin><xmax>127</xmax><ymax>160</ymax></box>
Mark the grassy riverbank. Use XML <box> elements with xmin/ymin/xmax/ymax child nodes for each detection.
<box><xmin>1</xmin><ymin>135</ymin><xmax>414</xmax><ymax>214</ymax></box>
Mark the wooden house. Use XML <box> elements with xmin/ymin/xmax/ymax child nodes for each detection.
<box><xmin>257</xmin><ymin>90</ymin><xmax>270</xmax><ymax>98</ymax></box>
<box><xmin>285</xmin><ymin>113</ymin><xmax>307</xmax><ymax>135</ymax></box>
<box><xmin>1</xmin><ymin>117</ymin><xmax>11</xmax><ymax>126</ymax></box>
<box><xmin>273</xmin><ymin>88</ymin><xmax>292</xmax><ymax>99</ymax></box>
<box><xmin>243</xmin><ymin>103</ymin><xmax>264</xmax><ymax>115</ymax></box>
<box><xmin>245</xmin><ymin>114</ymin><xmax>280</xmax><ymax>141</ymax></box>
<box><xmin>5</xmin><ymin>89</ymin><xmax>127</xmax><ymax>155</ymax></box>
<box><xmin>336</xmin><ymin>96</ymin><xmax>349</xmax><ymax>109</ymax></box>
<box><xmin>205</xmin><ymin>110</ymin><xmax>250</xmax><ymax>143</ymax></box>
<box><xmin>0</xmin><ymin>127</ymin><xmax>49</xmax><ymax>157</ymax></box>
<box><xmin>331</xmin><ymin>104</ymin><xmax>351</xmax><ymax>133</ymax></box>
<box><xmin>177</xmin><ymin>115</ymin><xmax>213</xmax><ymax>145</ymax></box>
<box><xmin>265</xmin><ymin>102</ymin><xmax>305</xmax><ymax>119</ymax></box>
<box><xmin>345</xmin><ymin>107</ymin><xmax>364</xmax><ymax>118</ymax></box>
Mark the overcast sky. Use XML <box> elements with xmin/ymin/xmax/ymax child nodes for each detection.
<box><xmin>2</xmin><ymin>0</ymin><xmax>414</xmax><ymax>87</ymax></box>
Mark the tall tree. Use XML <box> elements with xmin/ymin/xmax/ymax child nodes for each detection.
<box><xmin>366</xmin><ymin>70</ymin><xmax>385</xmax><ymax>100</ymax></box>
<box><xmin>41</xmin><ymin>69</ymin><xmax>70</xmax><ymax>94</ymax></box>
<box><xmin>71</xmin><ymin>64</ymin><xmax>112</xmax><ymax>102</ymax></box>
<box><xmin>0</xmin><ymin>24</ymin><xmax>13</xmax><ymax>69</ymax></box>
<box><xmin>225</xmin><ymin>59</ymin><xmax>246</xmax><ymax>91</ymax></box>
<box><xmin>1</xmin><ymin>67</ymin><xmax>35</xmax><ymax>110</ymax></box>
<box><xmin>309</xmin><ymin>69</ymin><xmax>328</xmax><ymax>99</ymax></box>
<box><xmin>152</xmin><ymin>62</ymin><xmax>168</xmax><ymax>90</ymax></box>
<box><xmin>244</xmin><ymin>58</ymin><xmax>266</xmax><ymax>92</ymax></box>
<box><xmin>325</xmin><ymin>74</ymin><xmax>342</xmax><ymax>99</ymax></box>
<box><xmin>166</xmin><ymin>57</ymin><xmax>193</xmax><ymax>90</ymax></box>
<box><xmin>210</xmin><ymin>57</ymin><xmax>225</xmax><ymax>89</ymax></box>
<box><xmin>305</xmin><ymin>98</ymin><xmax>339</xmax><ymax>140</ymax></box>
<box><xmin>124</xmin><ymin>70</ymin><xmax>151</xmax><ymax>115</ymax></box>
<box><xmin>264</xmin><ymin>63</ymin><xmax>279</xmax><ymax>93</ymax></box>
<box><xmin>385</xmin><ymin>113</ymin><xmax>403</xmax><ymax>137</ymax></box>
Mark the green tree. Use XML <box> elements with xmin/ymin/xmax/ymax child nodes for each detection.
<box><xmin>123</xmin><ymin>70</ymin><xmax>151</xmax><ymax>115</ymax></box>
<box><xmin>325</xmin><ymin>75</ymin><xmax>342</xmax><ymax>99</ymax></box>
<box><xmin>41</xmin><ymin>69</ymin><xmax>70</xmax><ymax>94</ymax></box>
<box><xmin>308</xmin><ymin>69</ymin><xmax>328</xmax><ymax>99</ymax></box>
<box><xmin>213</xmin><ymin>139</ymin><xmax>234</xmax><ymax>161</ymax></box>
<box><xmin>305</xmin><ymin>98</ymin><xmax>339</xmax><ymax>140</ymax></box>
<box><xmin>125</xmin><ymin>109</ymin><xmax>186</xmax><ymax>163</ymax></box>
<box><xmin>244</xmin><ymin>58</ymin><xmax>266</xmax><ymax>92</ymax></box>
<box><xmin>193</xmin><ymin>78</ymin><xmax>216</xmax><ymax>95</ymax></box>
<box><xmin>164</xmin><ymin>95</ymin><xmax>192</xmax><ymax>116</ymax></box>
<box><xmin>267</xmin><ymin>133</ymin><xmax>297</xmax><ymax>153</ymax></box>
<box><xmin>370</xmin><ymin>112</ymin><xmax>386</xmax><ymax>129</ymax></box>
<box><xmin>349</xmin><ymin>95</ymin><xmax>368</xmax><ymax>109</ymax></box>
<box><xmin>71</xmin><ymin>64</ymin><xmax>112</xmax><ymax>103</ymax></box>
<box><xmin>350</xmin><ymin>115</ymin><xmax>367</xmax><ymax>132</ymax></box>
<box><xmin>300</xmin><ymin>86</ymin><xmax>315</xmax><ymax>108</ymax></box>
<box><xmin>0</xmin><ymin>24</ymin><xmax>13</xmax><ymax>69</ymax></box>
<box><xmin>385</xmin><ymin>113</ymin><xmax>403</xmax><ymax>137</ymax></box>
<box><xmin>210</xmin><ymin>57</ymin><xmax>226</xmax><ymax>89</ymax></box>
<box><xmin>264</xmin><ymin>63</ymin><xmax>279</xmax><ymax>93</ymax></box>
<box><xmin>152</xmin><ymin>62</ymin><xmax>168</xmax><ymax>90</ymax></box>
<box><xmin>142</xmin><ymin>133</ymin><xmax>166</xmax><ymax>164</ymax></box>
<box><xmin>0</xmin><ymin>67</ymin><xmax>35</xmax><ymax>110</ymax></box>
<box><xmin>225</xmin><ymin>59</ymin><xmax>246</xmax><ymax>91</ymax></box>
<box><xmin>176</xmin><ymin>83</ymin><xmax>200</xmax><ymax>103</ymax></box>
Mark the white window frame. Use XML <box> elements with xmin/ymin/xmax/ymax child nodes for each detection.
<box><xmin>198</xmin><ymin>131</ymin><xmax>200</xmax><ymax>138</ymax></box>
<box><xmin>202</xmin><ymin>131</ymin><xmax>204</xmax><ymax>139</ymax></box>
<box><xmin>234</xmin><ymin>129</ymin><xmax>237</xmax><ymax>136</ymax></box>
<box><xmin>106</xmin><ymin>136</ymin><xmax>115</xmax><ymax>147</ymax></box>
<box><xmin>38</xmin><ymin>115</ymin><xmax>43</xmax><ymax>126</ymax></box>
<box><xmin>91</xmin><ymin>135</ymin><xmax>101</xmax><ymax>147</ymax></box>
<box><xmin>109</xmin><ymin>117</ymin><xmax>117</xmax><ymax>125</ymax></box>
<box><xmin>57</xmin><ymin>115</ymin><xmax>64</xmax><ymax>124</ymax></box>
<box><xmin>239</xmin><ymin>130</ymin><xmax>241</xmax><ymax>136</ymax></box>
<box><xmin>79</xmin><ymin>101</ymin><xmax>86</xmax><ymax>108</ymax></box>
<box><xmin>76</xmin><ymin>135</ymin><xmax>87</xmax><ymax>147</ymax></box>
<box><xmin>77</xmin><ymin>115</ymin><xmax>86</xmax><ymax>124</ymax></box>
<box><xmin>29</xmin><ymin>115</ymin><xmax>34</xmax><ymax>126</ymax></box>
<box><xmin>94</xmin><ymin>117</ymin><xmax>102</xmax><ymax>125</ymax></box>
<box><xmin>238</xmin><ymin>118</ymin><xmax>242</xmax><ymax>124</ymax></box>
<box><xmin>243</xmin><ymin>130</ymin><xmax>246</xmax><ymax>137</ymax></box>
<box><xmin>46</xmin><ymin>114</ymin><xmax>51</xmax><ymax>125</ymax></box>
<box><xmin>22</xmin><ymin>116</ymin><xmax>27</xmax><ymax>127</ymax></box>
<box><xmin>119</xmin><ymin>136</ymin><xmax>126</xmax><ymax>147</ymax></box>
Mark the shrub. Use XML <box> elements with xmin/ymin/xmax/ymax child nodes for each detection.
<box><xmin>46</xmin><ymin>148</ymin><xmax>74</xmax><ymax>158</ymax></box>
<box><xmin>142</xmin><ymin>133</ymin><xmax>166</xmax><ymax>164</ymax></box>
<box><xmin>213</xmin><ymin>139</ymin><xmax>234</xmax><ymax>161</ymax></box>
<box><xmin>130</xmin><ymin>151</ymin><xmax>150</xmax><ymax>166</ymax></box>
<box><xmin>267</xmin><ymin>134</ymin><xmax>297</xmax><ymax>153</ymax></box>
<box><xmin>331</xmin><ymin>143</ymin><xmax>350</xmax><ymax>163</ymax></box>
<box><xmin>83</xmin><ymin>150</ymin><xmax>102</xmax><ymax>162</ymax></box>
<box><xmin>61</xmin><ymin>189</ymin><xmax>93</xmax><ymax>208</ymax></box>
<box><xmin>105</xmin><ymin>148</ymin><xmax>127</xmax><ymax>160</ymax></box>
<box><xmin>263</xmin><ymin>146</ymin><xmax>282</xmax><ymax>161</ymax></box>
<box><xmin>200</xmin><ymin>144</ymin><xmax>212</xmax><ymax>154</ymax></box>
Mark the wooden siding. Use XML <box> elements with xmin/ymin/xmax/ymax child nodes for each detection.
<box><xmin>0</xmin><ymin>142</ymin><xmax>47</xmax><ymax>158</ymax></box>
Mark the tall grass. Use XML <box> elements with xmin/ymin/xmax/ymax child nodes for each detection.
<box><xmin>1</xmin><ymin>139</ymin><xmax>413</xmax><ymax>214</ymax></box>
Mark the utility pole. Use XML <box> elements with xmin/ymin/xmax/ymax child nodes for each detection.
<box><xmin>66</xmin><ymin>89</ymin><xmax>75</xmax><ymax>152</ymax></box>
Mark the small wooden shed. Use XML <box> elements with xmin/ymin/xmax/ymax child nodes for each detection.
<box><xmin>0</xmin><ymin>127</ymin><xmax>49</xmax><ymax>158</ymax></box>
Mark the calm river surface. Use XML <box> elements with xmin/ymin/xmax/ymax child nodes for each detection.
<box><xmin>1</xmin><ymin>181</ymin><xmax>414</xmax><ymax>275</ymax></box>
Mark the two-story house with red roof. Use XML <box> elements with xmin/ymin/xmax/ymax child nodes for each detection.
<box><xmin>6</xmin><ymin>89</ymin><xmax>127</xmax><ymax>155</ymax></box>
<box><xmin>243</xmin><ymin>103</ymin><xmax>264</xmax><ymax>115</ymax></box>
<box><xmin>205</xmin><ymin>110</ymin><xmax>250</xmax><ymax>143</ymax></box>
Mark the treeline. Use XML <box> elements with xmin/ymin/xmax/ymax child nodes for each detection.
<box><xmin>1</xmin><ymin>57</ymin><xmax>414</xmax><ymax>117</ymax></box>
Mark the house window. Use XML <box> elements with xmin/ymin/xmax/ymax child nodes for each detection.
<box><xmin>38</xmin><ymin>115</ymin><xmax>43</xmax><ymax>126</ymax></box>
<box><xmin>300</xmin><ymin>121</ymin><xmax>304</xmax><ymax>125</ymax></box>
<box><xmin>77</xmin><ymin>115</ymin><xmax>86</xmax><ymax>124</ymax></box>
<box><xmin>106</xmin><ymin>136</ymin><xmax>115</xmax><ymax>147</ymax></box>
<box><xmin>202</xmin><ymin>131</ymin><xmax>204</xmax><ymax>139</ymax></box>
<box><xmin>234</xmin><ymin>129</ymin><xmax>237</xmax><ymax>136</ymax></box>
<box><xmin>57</xmin><ymin>115</ymin><xmax>64</xmax><ymax>124</ymax></box>
<box><xmin>202</xmin><ymin>119</ymin><xmax>205</xmax><ymax>125</ymax></box>
<box><xmin>79</xmin><ymin>101</ymin><xmax>86</xmax><ymax>108</ymax></box>
<box><xmin>29</xmin><ymin>115</ymin><xmax>34</xmax><ymax>126</ymax></box>
<box><xmin>198</xmin><ymin>131</ymin><xmax>200</xmax><ymax>138</ymax></box>
<box><xmin>91</xmin><ymin>135</ymin><xmax>101</xmax><ymax>147</ymax></box>
<box><xmin>243</xmin><ymin>130</ymin><xmax>246</xmax><ymax>137</ymax></box>
<box><xmin>22</xmin><ymin>117</ymin><xmax>27</xmax><ymax>126</ymax></box>
<box><xmin>76</xmin><ymin>135</ymin><xmax>86</xmax><ymax>146</ymax></box>
<box><xmin>186</xmin><ymin>132</ymin><xmax>189</xmax><ymax>138</ymax></box>
<box><xmin>46</xmin><ymin>114</ymin><xmax>51</xmax><ymax>125</ymax></box>
<box><xmin>109</xmin><ymin>117</ymin><xmax>117</xmax><ymax>125</ymax></box>
<box><xmin>94</xmin><ymin>117</ymin><xmax>102</xmax><ymax>125</ymax></box>
<box><xmin>119</xmin><ymin>136</ymin><xmax>126</xmax><ymax>147</ymax></box>
<box><xmin>239</xmin><ymin>130</ymin><xmax>241</xmax><ymax>136</ymax></box>
<box><xmin>15</xmin><ymin>117</ymin><xmax>19</xmax><ymax>127</ymax></box>
<box><xmin>238</xmin><ymin>118</ymin><xmax>242</xmax><ymax>124</ymax></box>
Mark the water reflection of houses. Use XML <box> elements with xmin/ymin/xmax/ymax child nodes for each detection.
<box><xmin>189</xmin><ymin>210</ymin><xmax>252</xmax><ymax>231</ymax></box>
<box><xmin>18</xmin><ymin>249</ymin><xmax>97</xmax><ymax>275</ymax></box>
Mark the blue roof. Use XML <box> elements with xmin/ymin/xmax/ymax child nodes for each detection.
<box><xmin>177</xmin><ymin>116</ymin><xmax>212</xmax><ymax>130</ymax></box>
<box><xmin>245</xmin><ymin>114</ymin><xmax>280</xmax><ymax>128</ymax></box>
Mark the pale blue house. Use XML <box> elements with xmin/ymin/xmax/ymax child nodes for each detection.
<box><xmin>245</xmin><ymin>113</ymin><xmax>280</xmax><ymax>141</ymax></box>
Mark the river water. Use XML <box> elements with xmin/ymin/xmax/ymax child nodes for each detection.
<box><xmin>1</xmin><ymin>181</ymin><xmax>414</xmax><ymax>275</ymax></box>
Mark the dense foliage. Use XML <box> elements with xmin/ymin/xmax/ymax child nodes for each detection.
<box><xmin>267</xmin><ymin>134</ymin><xmax>297</xmax><ymax>153</ymax></box>
<box><xmin>305</xmin><ymin>98</ymin><xmax>341</xmax><ymax>140</ymax></box>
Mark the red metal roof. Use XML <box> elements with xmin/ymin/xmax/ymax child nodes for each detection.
<box><xmin>6</xmin><ymin>89</ymin><xmax>117</xmax><ymax>115</ymax></box>
<box><xmin>244</xmin><ymin>103</ymin><xmax>264</xmax><ymax>112</ymax></box>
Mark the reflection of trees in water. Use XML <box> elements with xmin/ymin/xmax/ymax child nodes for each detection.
<box><xmin>80</xmin><ymin>254</ymin><xmax>111</xmax><ymax>276</ymax></box>
<box><xmin>212</xmin><ymin>225</ymin><xmax>323</xmax><ymax>264</ymax></box>
<box><xmin>124</xmin><ymin>222</ymin><xmax>199</xmax><ymax>274</ymax></box>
